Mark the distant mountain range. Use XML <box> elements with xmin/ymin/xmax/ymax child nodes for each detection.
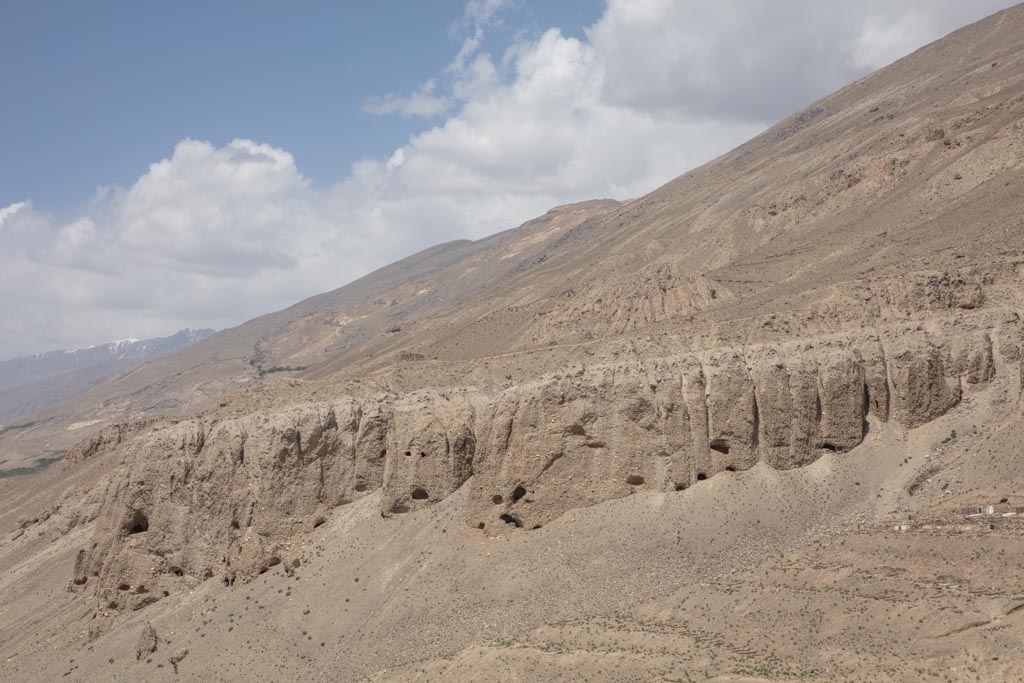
<box><xmin>0</xmin><ymin>329</ymin><xmax>214</xmax><ymax>422</ymax></box>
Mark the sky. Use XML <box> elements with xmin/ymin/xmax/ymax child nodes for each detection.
<box><xmin>0</xmin><ymin>0</ymin><xmax>1014</xmax><ymax>359</ymax></box>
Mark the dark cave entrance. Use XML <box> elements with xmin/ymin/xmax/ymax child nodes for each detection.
<box><xmin>125</xmin><ymin>510</ymin><xmax>149</xmax><ymax>535</ymax></box>
<box><xmin>499</xmin><ymin>513</ymin><xmax>523</xmax><ymax>528</ymax></box>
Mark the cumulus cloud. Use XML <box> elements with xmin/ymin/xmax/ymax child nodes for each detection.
<box><xmin>0</xmin><ymin>0</ymin><xmax>1012</xmax><ymax>359</ymax></box>
<box><xmin>0</xmin><ymin>201</ymin><xmax>27</xmax><ymax>227</ymax></box>
<box><xmin>589</xmin><ymin>0</ymin><xmax>1011</xmax><ymax>122</ymax></box>
<box><xmin>847</xmin><ymin>3</ymin><xmax>1004</xmax><ymax>70</ymax></box>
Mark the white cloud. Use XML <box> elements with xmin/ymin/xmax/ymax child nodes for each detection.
<box><xmin>0</xmin><ymin>201</ymin><xmax>27</xmax><ymax>227</ymax></box>
<box><xmin>449</xmin><ymin>0</ymin><xmax>514</xmax><ymax>71</ymax></box>
<box><xmin>363</xmin><ymin>79</ymin><xmax>453</xmax><ymax>118</ymax></box>
<box><xmin>848</xmin><ymin>2</ymin><xmax>1010</xmax><ymax>70</ymax></box>
<box><xmin>587</xmin><ymin>0</ymin><xmax>1012</xmax><ymax>122</ymax></box>
<box><xmin>363</xmin><ymin>0</ymin><xmax>513</xmax><ymax>119</ymax></box>
<box><xmin>0</xmin><ymin>1</ymin><xmax>1013</xmax><ymax>359</ymax></box>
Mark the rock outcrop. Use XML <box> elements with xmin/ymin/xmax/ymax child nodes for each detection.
<box><xmin>73</xmin><ymin>397</ymin><xmax>391</xmax><ymax>610</ymax></box>
<box><xmin>73</xmin><ymin>308</ymin><xmax>1021</xmax><ymax>613</ymax></box>
<box><xmin>135</xmin><ymin>622</ymin><xmax>157</xmax><ymax>660</ymax></box>
<box><xmin>63</xmin><ymin>419</ymin><xmax>154</xmax><ymax>468</ymax></box>
<box><xmin>383</xmin><ymin>390</ymin><xmax>476</xmax><ymax>515</ymax></box>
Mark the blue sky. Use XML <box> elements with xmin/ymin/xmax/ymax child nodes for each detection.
<box><xmin>0</xmin><ymin>0</ymin><xmax>1012</xmax><ymax>358</ymax></box>
<box><xmin>0</xmin><ymin>0</ymin><xmax>601</xmax><ymax>213</ymax></box>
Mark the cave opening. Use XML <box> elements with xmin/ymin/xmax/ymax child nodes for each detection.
<box><xmin>710</xmin><ymin>440</ymin><xmax>730</xmax><ymax>455</ymax></box>
<box><xmin>126</xmin><ymin>510</ymin><xmax>149</xmax><ymax>535</ymax></box>
<box><xmin>511</xmin><ymin>485</ymin><xmax>527</xmax><ymax>503</ymax></box>
<box><xmin>499</xmin><ymin>513</ymin><xmax>523</xmax><ymax>528</ymax></box>
<box><xmin>411</xmin><ymin>487</ymin><xmax>429</xmax><ymax>500</ymax></box>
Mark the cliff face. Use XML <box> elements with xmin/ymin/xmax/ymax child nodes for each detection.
<box><xmin>71</xmin><ymin>303</ymin><xmax>1020</xmax><ymax>611</ymax></box>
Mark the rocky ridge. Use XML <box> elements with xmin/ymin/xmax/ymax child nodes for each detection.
<box><xmin>71</xmin><ymin>297</ymin><xmax>1021</xmax><ymax>613</ymax></box>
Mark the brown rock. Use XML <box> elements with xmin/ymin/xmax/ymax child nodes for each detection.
<box><xmin>135</xmin><ymin>622</ymin><xmax>157</xmax><ymax>660</ymax></box>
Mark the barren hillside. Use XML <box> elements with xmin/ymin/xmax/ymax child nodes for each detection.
<box><xmin>1</xmin><ymin>5</ymin><xmax>1024</xmax><ymax>682</ymax></box>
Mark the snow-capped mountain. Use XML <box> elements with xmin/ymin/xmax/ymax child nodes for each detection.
<box><xmin>0</xmin><ymin>329</ymin><xmax>215</xmax><ymax>421</ymax></box>
<box><xmin>0</xmin><ymin>329</ymin><xmax>215</xmax><ymax>391</ymax></box>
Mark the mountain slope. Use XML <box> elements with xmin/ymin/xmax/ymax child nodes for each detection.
<box><xmin>301</xmin><ymin>6</ymin><xmax>1023</xmax><ymax>381</ymax></box>
<box><xmin>0</xmin><ymin>201</ymin><xmax>619</xmax><ymax>469</ymax></box>
<box><xmin>8</xmin><ymin>1</ymin><xmax>1023</xmax><ymax>464</ymax></box>
<box><xmin>63</xmin><ymin>0</ymin><xmax>1024</xmax><ymax>591</ymax></box>
<box><xmin>0</xmin><ymin>330</ymin><xmax>214</xmax><ymax>425</ymax></box>
<box><xmin>1</xmin><ymin>5</ymin><xmax>1024</xmax><ymax>682</ymax></box>
<box><xmin>0</xmin><ymin>329</ymin><xmax>215</xmax><ymax>393</ymax></box>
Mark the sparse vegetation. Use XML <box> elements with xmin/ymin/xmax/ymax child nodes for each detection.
<box><xmin>249</xmin><ymin>360</ymin><xmax>310</xmax><ymax>378</ymax></box>
<box><xmin>0</xmin><ymin>454</ymin><xmax>64</xmax><ymax>478</ymax></box>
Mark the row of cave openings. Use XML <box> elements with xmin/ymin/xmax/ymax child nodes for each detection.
<box><xmin>476</xmin><ymin>469</ymin><xmax>728</xmax><ymax>532</ymax></box>
<box><xmin>397</xmin><ymin>436</ymin><xmax>468</xmax><ymax>507</ymax></box>
<box><xmin>124</xmin><ymin>380</ymin><xmax>873</xmax><ymax>537</ymax></box>
<box><xmin>480</xmin><ymin>484</ymin><xmax>539</xmax><ymax>531</ymax></box>
<box><xmin>413</xmin><ymin>380</ymin><xmax>872</xmax><ymax>526</ymax></box>
<box><xmin>645</xmin><ymin>378</ymin><xmax>872</xmax><ymax>491</ymax></box>
<box><xmin>625</xmin><ymin>470</ymin><xmax>708</xmax><ymax>495</ymax></box>
<box><xmin>124</xmin><ymin>506</ymin><xmax>259</xmax><ymax>553</ymax></box>
<box><xmin>104</xmin><ymin>509</ymin><xmax>170</xmax><ymax>608</ymax></box>
<box><xmin>399</xmin><ymin>447</ymin><xmax>433</xmax><ymax>507</ymax></box>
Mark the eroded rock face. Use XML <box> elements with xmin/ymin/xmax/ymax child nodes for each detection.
<box><xmin>888</xmin><ymin>343</ymin><xmax>961</xmax><ymax>429</ymax></box>
<box><xmin>75</xmin><ymin>312</ymin><xmax>1021</xmax><ymax>611</ymax></box>
<box><xmin>706</xmin><ymin>350</ymin><xmax>758</xmax><ymax>472</ymax></box>
<box><xmin>382</xmin><ymin>390</ymin><xmax>477</xmax><ymax>515</ymax></box>
<box><xmin>63</xmin><ymin>419</ymin><xmax>153</xmax><ymax>468</ymax></box>
<box><xmin>469</xmin><ymin>359</ymin><xmax>698</xmax><ymax>531</ymax></box>
<box><xmin>74</xmin><ymin>397</ymin><xmax>391</xmax><ymax>610</ymax></box>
